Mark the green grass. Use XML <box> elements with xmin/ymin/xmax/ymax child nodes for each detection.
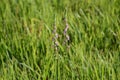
<box><xmin>0</xmin><ymin>0</ymin><xmax>120</xmax><ymax>80</ymax></box>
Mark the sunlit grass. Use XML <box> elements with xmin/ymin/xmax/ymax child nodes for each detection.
<box><xmin>0</xmin><ymin>0</ymin><xmax>120</xmax><ymax>80</ymax></box>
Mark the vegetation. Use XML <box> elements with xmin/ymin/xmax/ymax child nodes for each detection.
<box><xmin>0</xmin><ymin>0</ymin><xmax>120</xmax><ymax>80</ymax></box>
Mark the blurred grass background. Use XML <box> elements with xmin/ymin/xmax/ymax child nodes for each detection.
<box><xmin>0</xmin><ymin>0</ymin><xmax>120</xmax><ymax>80</ymax></box>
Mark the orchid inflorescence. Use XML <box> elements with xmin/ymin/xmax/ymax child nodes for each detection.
<box><xmin>52</xmin><ymin>17</ymin><xmax>70</xmax><ymax>53</ymax></box>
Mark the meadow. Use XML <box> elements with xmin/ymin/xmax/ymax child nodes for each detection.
<box><xmin>0</xmin><ymin>0</ymin><xmax>120</xmax><ymax>80</ymax></box>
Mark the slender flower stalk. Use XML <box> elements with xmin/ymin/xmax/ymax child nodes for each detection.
<box><xmin>63</xmin><ymin>18</ymin><xmax>70</xmax><ymax>49</ymax></box>
<box><xmin>52</xmin><ymin>18</ymin><xmax>59</xmax><ymax>80</ymax></box>
<box><xmin>63</xmin><ymin>19</ymin><xmax>69</xmax><ymax>35</ymax></box>
<box><xmin>53</xmin><ymin>23</ymin><xmax>59</xmax><ymax>52</ymax></box>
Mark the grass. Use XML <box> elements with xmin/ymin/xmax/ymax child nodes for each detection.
<box><xmin>0</xmin><ymin>0</ymin><xmax>120</xmax><ymax>80</ymax></box>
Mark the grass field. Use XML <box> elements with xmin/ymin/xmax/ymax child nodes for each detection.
<box><xmin>0</xmin><ymin>0</ymin><xmax>120</xmax><ymax>80</ymax></box>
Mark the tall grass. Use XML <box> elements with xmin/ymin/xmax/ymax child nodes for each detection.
<box><xmin>0</xmin><ymin>0</ymin><xmax>120</xmax><ymax>80</ymax></box>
